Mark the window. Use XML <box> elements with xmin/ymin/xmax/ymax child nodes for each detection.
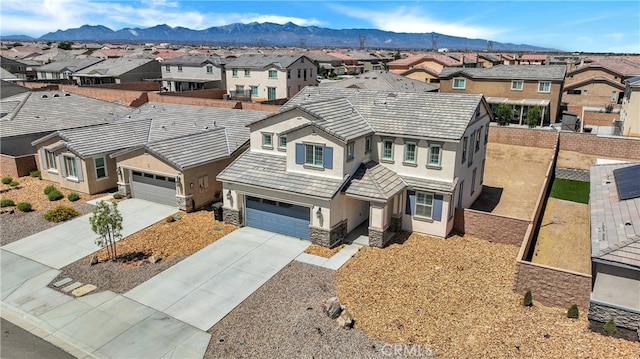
<box><xmin>94</xmin><ymin>157</ymin><xmax>107</xmax><ymax>179</ymax></box>
<box><xmin>484</xmin><ymin>126</ymin><xmax>489</xmax><ymax>144</ymax></box>
<box><xmin>303</xmin><ymin>69</ymin><xmax>307</xmax><ymax>81</ymax></box>
<box><xmin>40</xmin><ymin>72</ymin><xmax>47</xmax><ymax>79</ymax></box>
<box><xmin>251</xmin><ymin>86</ymin><xmax>258</xmax><ymax>96</ymax></box>
<box><xmin>429</xmin><ymin>144</ymin><xmax>441</xmax><ymax>166</ymax></box>
<box><xmin>206</xmin><ymin>65</ymin><xmax>213</xmax><ymax>73</ymax></box>
<box><xmin>538</xmin><ymin>81</ymin><xmax>551</xmax><ymax>93</ymax></box>
<box><xmin>244</xmin><ymin>69</ymin><xmax>250</xmax><ymax>77</ymax></box>
<box><xmin>232</xmin><ymin>69</ymin><xmax>238</xmax><ymax>77</ymax></box>
<box><xmin>262</xmin><ymin>133</ymin><xmax>273</xmax><ymax>148</ymax></box>
<box><xmin>461</xmin><ymin>137</ymin><xmax>468</xmax><ymax>163</ymax></box>
<box><xmin>64</xmin><ymin>156</ymin><xmax>79</xmax><ymax>179</ymax></box>
<box><xmin>468</xmin><ymin>135</ymin><xmax>474</xmax><ymax>165</ymax></box>
<box><xmin>582</xmin><ymin>89</ymin><xmax>588</xmax><ymax>95</ymax></box>
<box><xmin>53</xmin><ymin>73</ymin><xmax>60</xmax><ymax>79</ymax></box>
<box><xmin>365</xmin><ymin>136</ymin><xmax>372</xmax><ymax>153</ymax></box>
<box><xmin>268</xmin><ymin>70</ymin><xmax>278</xmax><ymax>78</ymax></box>
<box><xmin>610</xmin><ymin>91</ymin><xmax>617</xmax><ymax>102</ymax></box>
<box><xmin>404</xmin><ymin>141</ymin><xmax>417</xmax><ymax>163</ymax></box>
<box><xmin>475</xmin><ymin>129</ymin><xmax>482</xmax><ymax>152</ymax></box>
<box><xmin>297</xmin><ymin>69</ymin><xmax>301</xmax><ymax>78</ymax></box>
<box><xmin>177</xmin><ymin>65</ymin><xmax>183</xmax><ymax>72</ymax></box>
<box><xmin>287</xmin><ymin>70</ymin><xmax>291</xmax><ymax>79</ymax></box>
<box><xmin>278</xmin><ymin>135</ymin><xmax>287</xmax><ymax>149</ymax></box>
<box><xmin>457</xmin><ymin>181</ymin><xmax>464</xmax><ymax>207</ymax></box>
<box><xmin>453</xmin><ymin>78</ymin><xmax>466</xmax><ymax>89</ymax></box>
<box><xmin>415</xmin><ymin>192</ymin><xmax>434</xmax><ymax>218</ymax></box>
<box><xmin>165</xmin><ymin>65</ymin><xmax>171</xmax><ymax>72</ymax></box>
<box><xmin>305</xmin><ymin>144</ymin><xmax>324</xmax><ymax>167</ymax></box>
<box><xmin>347</xmin><ymin>142</ymin><xmax>355</xmax><ymax>161</ymax></box>
<box><xmin>471</xmin><ymin>168</ymin><xmax>477</xmax><ymax>195</ymax></box>
<box><xmin>382</xmin><ymin>139</ymin><xmax>394</xmax><ymax>160</ymax></box>
<box><xmin>235</xmin><ymin>85</ymin><xmax>245</xmax><ymax>93</ymax></box>
<box><xmin>511</xmin><ymin>80</ymin><xmax>523</xmax><ymax>90</ymax></box>
<box><xmin>45</xmin><ymin>150</ymin><xmax>57</xmax><ymax>171</ymax></box>
<box><xmin>267</xmin><ymin>87</ymin><xmax>276</xmax><ymax>101</ymax></box>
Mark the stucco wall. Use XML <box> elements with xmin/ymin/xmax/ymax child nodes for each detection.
<box><xmin>0</xmin><ymin>154</ymin><xmax>36</xmax><ymax>177</ymax></box>
<box><xmin>116</xmin><ymin>149</ymin><xmax>178</xmax><ymax>175</ymax></box>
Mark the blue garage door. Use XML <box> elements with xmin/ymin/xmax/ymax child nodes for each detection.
<box><xmin>245</xmin><ymin>196</ymin><xmax>310</xmax><ymax>240</ymax></box>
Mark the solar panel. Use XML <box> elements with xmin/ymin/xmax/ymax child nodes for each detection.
<box><xmin>613</xmin><ymin>164</ymin><xmax>640</xmax><ymax>201</ymax></box>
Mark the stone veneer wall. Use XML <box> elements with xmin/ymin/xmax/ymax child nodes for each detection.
<box><xmin>310</xmin><ymin>220</ymin><xmax>346</xmax><ymax>248</ymax></box>
<box><xmin>368</xmin><ymin>228</ymin><xmax>384</xmax><ymax>248</ymax></box>
<box><xmin>223</xmin><ymin>208</ymin><xmax>240</xmax><ymax>226</ymax></box>
<box><xmin>453</xmin><ymin>208</ymin><xmax>530</xmax><ymax>246</ymax></box>
<box><xmin>117</xmin><ymin>182</ymin><xmax>131</xmax><ymax>197</ymax></box>
<box><xmin>588</xmin><ymin>301</ymin><xmax>640</xmax><ymax>332</ymax></box>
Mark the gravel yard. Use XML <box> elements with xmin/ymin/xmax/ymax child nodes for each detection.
<box><xmin>335</xmin><ymin>233</ymin><xmax>640</xmax><ymax>358</ymax></box>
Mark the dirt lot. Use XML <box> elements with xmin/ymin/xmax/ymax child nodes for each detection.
<box><xmin>335</xmin><ymin>233</ymin><xmax>640</xmax><ymax>358</ymax></box>
<box><xmin>471</xmin><ymin>143</ymin><xmax>554</xmax><ymax>219</ymax></box>
<box><xmin>532</xmin><ymin>198</ymin><xmax>591</xmax><ymax>274</ymax></box>
<box><xmin>557</xmin><ymin>150</ymin><xmax>629</xmax><ymax>170</ymax></box>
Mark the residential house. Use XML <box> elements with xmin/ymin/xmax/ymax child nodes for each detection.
<box><xmin>320</xmin><ymin>70</ymin><xmax>439</xmax><ymax>92</ymax></box>
<box><xmin>588</xmin><ymin>163</ymin><xmax>640</xmax><ymax>335</ymax></box>
<box><xmin>0</xmin><ymin>68</ymin><xmax>20</xmax><ymax>82</ymax></box>
<box><xmin>0</xmin><ymin>80</ymin><xmax>29</xmax><ymax>99</ymax></box>
<box><xmin>73</xmin><ymin>58</ymin><xmax>161</xmax><ymax>85</ymax></box>
<box><xmin>160</xmin><ymin>53</ymin><xmax>226</xmax><ymax>92</ymax></box>
<box><xmin>326</xmin><ymin>52</ymin><xmax>363</xmax><ymax>75</ymax></box>
<box><xmin>387</xmin><ymin>53</ymin><xmax>461</xmax><ymax>84</ymax></box>
<box><xmin>304</xmin><ymin>51</ymin><xmax>343</xmax><ymax>78</ymax></box>
<box><xmin>31</xmin><ymin>103</ymin><xmax>269</xmax><ymax>211</ymax></box>
<box><xmin>345</xmin><ymin>51</ymin><xmax>385</xmax><ymax>72</ymax></box>
<box><xmin>620</xmin><ymin>76</ymin><xmax>640</xmax><ymax>137</ymax></box>
<box><xmin>439</xmin><ymin>65</ymin><xmax>566</xmax><ymax>126</ymax></box>
<box><xmin>218</xmin><ymin>87</ymin><xmax>491</xmax><ymax>248</ymax></box>
<box><xmin>35</xmin><ymin>58</ymin><xmax>104</xmax><ymax>83</ymax></box>
<box><xmin>0</xmin><ymin>56</ymin><xmax>38</xmax><ymax>80</ymax></box>
<box><xmin>224</xmin><ymin>54</ymin><xmax>318</xmax><ymax>102</ymax></box>
<box><xmin>519</xmin><ymin>54</ymin><xmax>549</xmax><ymax>65</ymax></box>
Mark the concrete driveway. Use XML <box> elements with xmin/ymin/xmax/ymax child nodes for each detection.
<box><xmin>1</xmin><ymin>199</ymin><xmax>177</xmax><ymax>269</ymax></box>
<box><xmin>125</xmin><ymin>227</ymin><xmax>310</xmax><ymax>331</ymax></box>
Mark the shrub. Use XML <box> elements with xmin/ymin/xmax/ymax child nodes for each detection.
<box><xmin>0</xmin><ymin>199</ymin><xmax>15</xmax><ymax>207</ymax></box>
<box><xmin>603</xmin><ymin>319</ymin><xmax>617</xmax><ymax>336</ymax></box>
<box><xmin>9</xmin><ymin>181</ymin><xmax>19</xmax><ymax>187</ymax></box>
<box><xmin>165</xmin><ymin>215</ymin><xmax>175</xmax><ymax>223</ymax></box>
<box><xmin>47</xmin><ymin>189</ymin><xmax>64</xmax><ymax>201</ymax></box>
<box><xmin>67</xmin><ymin>192</ymin><xmax>80</xmax><ymax>202</ymax></box>
<box><xmin>17</xmin><ymin>202</ymin><xmax>32</xmax><ymax>212</ymax></box>
<box><xmin>523</xmin><ymin>290</ymin><xmax>533</xmax><ymax>307</ymax></box>
<box><xmin>1</xmin><ymin>176</ymin><xmax>13</xmax><ymax>185</ymax></box>
<box><xmin>44</xmin><ymin>206</ymin><xmax>80</xmax><ymax>222</ymax></box>
<box><xmin>567</xmin><ymin>304</ymin><xmax>579</xmax><ymax>319</ymax></box>
<box><xmin>30</xmin><ymin>170</ymin><xmax>41</xmax><ymax>179</ymax></box>
<box><xmin>112</xmin><ymin>192</ymin><xmax>123</xmax><ymax>199</ymax></box>
<box><xmin>44</xmin><ymin>184</ymin><xmax>57</xmax><ymax>195</ymax></box>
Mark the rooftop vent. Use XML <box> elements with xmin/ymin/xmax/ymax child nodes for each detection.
<box><xmin>65</xmin><ymin>93</ymin><xmax>71</xmax><ymax>97</ymax></box>
<box><xmin>41</xmin><ymin>95</ymin><xmax>48</xmax><ymax>98</ymax></box>
<box><xmin>53</xmin><ymin>94</ymin><xmax>60</xmax><ymax>97</ymax></box>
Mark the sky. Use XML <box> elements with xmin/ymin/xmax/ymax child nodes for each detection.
<box><xmin>1</xmin><ymin>0</ymin><xmax>639</xmax><ymax>53</ymax></box>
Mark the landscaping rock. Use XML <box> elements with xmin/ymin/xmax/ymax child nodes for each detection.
<box><xmin>89</xmin><ymin>255</ymin><xmax>98</xmax><ymax>266</ymax></box>
<box><xmin>336</xmin><ymin>307</ymin><xmax>354</xmax><ymax>329</ymax></box>
<box><xmin>322</xmin><ymin>297</ymin><xmax>342</xmax><ymax>319</ymax></box>
<box><xmin>148</xmin><ymin>255</ymin><xmax>160</xmax><ymax>264</ymax></box>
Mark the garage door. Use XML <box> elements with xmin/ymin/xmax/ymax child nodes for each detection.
<box><xmin>131</xmin><ymin>171</ymin><xmax>177</xmax><ymax>207</ymax></box>
<box><xmin>245</xmin><ymin>196</ymin><xmax>310</xmax><ymax>240</ymax></box>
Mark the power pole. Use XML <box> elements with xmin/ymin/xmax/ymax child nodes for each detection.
<box><xmin>359</xmin><ymin>35</ymin><xmax>366</xmax><ymax>50</ymax></box>
<box><xmin>431</xmin><ymin>33</ymin><xmax>439</xmax><ymax>51</ymax></box>
<box><xmin>487</xmin><ymin>40</ymin><xmax>494</xmax><ymax>52</ymax></box>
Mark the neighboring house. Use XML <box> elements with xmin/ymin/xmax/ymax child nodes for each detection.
<box><xmin>35</xmin><ymin>58</ymin><xmax>104</xmax><ymax>83</ymax></box>
<box><xmin>218</xmin><ymin>87</ymin><xmax>491</xmax><ymax>248</ymax></box>
<box><xmin>620</xmin><ymin>76</ymin><xmax>640</xmax><ymax>137</ymax></box>
<box><xmin>32</xmin><ymin>103</ymin><xmax>269</xmax><ymax>211</ymax></box>
<box><xmin>588</xmin><ymin>163</ymin><xmax>640</xmax><ymax>334</ymax></box>
<box><xmin>0</xmin><ymin>56</ymin><xmax>38</xmax><ymax>80</ymax></box>
<box><xmin>73</xmin><ymin>58</ymin><xmax>161</xmax><ymax>85</ymax></box>
<box><xmin>520</xmin><ymin>54</ymin><xmax>549</xmax><ymax>65</ymax></box>
<box><xmin>304</xmin><ymin>51</ymin><xmax>343</xmax><ymax>77</ymax></box>
<box><xmin>326</xmin><ymin>52</ymin><xmax>363</xmax><ymax>75</ymax></box>
<box><xmin>320</xmin><ymin>70</ymin><xmax>439</xmax><ymax>92</ymax></box>
<box><xmin>387</xmin><ymin>53</ymin><xmax>461</xmax><ymax>84</ymax></box>
<box><xmin>0</xmin><ymin>68</ymin><xmax>20</xmax><ymax>82</ymax></box>
<box><xmin>160</xmin><ymin>53</ymin><xmax>226</xmax><ymax>92</ymax></box>
<box><xmin>225</xmin><ymin>54</ymin><xmax>318</xmax><ymax>102</ymax></box>
<box><xmin>0</xmin><ymin>80</ymin><xmax>29</xmax><ymax>99</ymax></box>
<box><xmin>439</xmin><ymin>65</ymin><xmax>566</xmax><ymax>126</ymax></box>
<box><xmin>345</xmin><ymin>51</ymin><xmax>385</xmax><ymax>72</ymax></box>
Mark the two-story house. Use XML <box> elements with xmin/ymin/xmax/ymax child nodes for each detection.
<box><xmin>160</xmin><ymin>53</ymin><xmax>227</xmax><ymax>92</ymax></box>
<box><xmin>620</xmin><ymin>76</ymin><xmax>640</xmax><ymax>137</ymax></box>
<box><xmin>224</xmin><ymin>54</ymin><xmax>318</xmax><ymax>102</ymax></box>
<box><xmin>387</xmin><ymin>53</ymin><xmax>461</xmax><ymax>84</ymax></box>
<box><xmin>439</xmin><ymin>65</ymin><xmax>566</xmax><ymax>126</ymax></box>
<box><xmin>218</xmin><ymin>88</ymin><xmax>491</xmax><ymax>248</ymax></box>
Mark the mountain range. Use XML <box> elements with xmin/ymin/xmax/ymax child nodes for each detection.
<box><xmin>3</xmin><ymin>23</ymin><xmax>553</xmax><ymax>52</ymax></box>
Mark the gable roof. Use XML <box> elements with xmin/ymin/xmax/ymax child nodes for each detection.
<box><xmin>35</xmin><ymin>58</ymin><xmax>103</xmax><ymax>73</ymax></box>
<box><xmin>568</xmin><ymin>60</ymin><xmax>640</xmax><ymax>78</ymax></box>
<box><xmin>321</xmin><ymin>70</ymin><xmax>438</xmax><ymax>92</ymax></box>
<box><xmin>440</xmin><ymin>64</ymin><xmax>566</xmax><ymax>81</ymax></box>
<box><xmin>564</xmin><ymin>76</ymin><xmax>625</xmax><ymax>91</ymax></box>
<box><xmin>0</xmin><ymin>80</ymin><xmax>28</xmax><ymax>99</ymax></box>
<box><xmin>224</xmin><ymin>54</ymin><xmax>312</xmax><ymax>70</ymax></box>
<box><xmin>388</xmin><ymin>53</ymin><xmax>460</xmax><ymax>67</ymax></box>
<box><xmin>162</xmin><ymin>53</ymin><xmax>226</xmax><ymax>67</ymax></box>
<box><xmin>74</xmin><ymin>58</ymin><xmax>156</xmax><ymax>77</ymax></box>
<box><xmin>343</xmin><ymin>161</ymin><xmax>406</xmax><ymax>200</ymax></box>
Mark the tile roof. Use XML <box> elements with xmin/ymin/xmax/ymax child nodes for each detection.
<box><xmin>279</xmin><ymin>87</ymin><xmax>483</xmax><ymax>141</ymax></box>
<box><xmin>74</xmin><ymin>58</ymin><xmax>157</xmax><ymax>76</ymax></box>
<box><xmin>0</xmin><ymin>81</ymin><xmax>28</xmax><ymax>99</ymax></box>
<box><xmin>224</xmin><ymin>54</ymin><xmax>310</xmax><ymax>69</ymax></box>
<box><xmin>321</xmin><ymin>70</ymin><xmax>438</xmax><ymax>92</ymax></box>
<box><xmin>564</xmin><ymin>76</ymin><xmax>626</xmax><ymax>91</ymax></box>
<box><xmin>520</xmin><ymin>54</ymin><xmax>548</xmax><ymax>61</ymax></box>
<box><xmin>162</xmin><ymin>53</ymin><xmax>226</xmax><ymax>66</ymax></box>
<box><xmin>1</xmin><ymin>91</ymin><xmax>132</xmax><ymax>138</ymax></box>
<box><xmin>388</xmin><ymin>53</ymin><xmax>460</xmax><ymax>67</ymax></box>
<box><xmin>35</xmin><ymin>58</ymin><xmax>103</xmax><ymax>73</ymax></box>
<box><xmin>569</xmin><ymin>60</ymin><xmax>640</xmax><ymax>78</ymax></box>
<box><xmin>343</xmin><ymin>161</ymin><xmax>406</xmax><ymax>200</ymax></box>
<box><xmin>0</xmin><ymin>68</ymin><xmax>19</xmax><ymax>81</ymax></box>
<box><xmin>440</xmin><ymin>64</ymin><xmax>566</xmax><ymax>81</ymax></box>
<box><xmin>217</xmin><ymin>151</ymin><xmax>346</xmax><ymax>199</ymax></box>
<box><xmin>401</xmin><ymin>175</ymin><xmax>457</xmax><ymax>193</ymax></box>
<box><xmin>590</xmin><ymin>162</ymin><xmax>640</xmax><ymax>268</ymax></box>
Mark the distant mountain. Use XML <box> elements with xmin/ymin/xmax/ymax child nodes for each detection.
<box><xmin>27</xmin><ymin>22</ymin><xmax>552</xmax><ymax>51</ymax></box>
<box><xmin>1</xmin><ymin>34</ymin><xmax>36</xmax><ymax>41</ymax></box>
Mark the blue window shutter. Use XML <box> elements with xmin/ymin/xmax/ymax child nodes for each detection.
<box><xmin>405</xmin><ymin>190</ymin><xmax>415</xmax><ymax>215</ymax></box>
<box><xmin>295</xmin><ymin>143</ymin><xmax>304</xmax><ymax>164</ymax></box>
<box><xmin>433</xmin><ymin>194</ymin><xmax>443</xmax><ymax>221</ymax></box>
<box><xmin>323</xmin><ymin>146</ymin><xmax>333</xmax><ymax>169</ymax></box>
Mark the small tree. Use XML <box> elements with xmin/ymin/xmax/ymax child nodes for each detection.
<box><xmin>527</xmin><ymin>106</ymin><xmax>542</xmax><ymax>128</ymax></box>
<box><xmin>523</xmin><ymin>290</ymin><xmax>533</xmax><ymax>307</ymax></box>
<box><xmin>90</xmin><ymin>201</ymin><xmax>123</xmax><ymax>261</ymax></box>
<box><xmin>57</xmin><ymin>41</ymin><xmax>73</xmax><ymax>50</ymax></box>
<box><xmin>603</xmin><ymin>318</ymin><xmax>617</xmax><ymax>336</ymax></box>
<box><xmin>494</xmin><ymin>104</ymin><xmax>513</xmax><ymax>126</ymax></box>
<box><xmin>567</xmin><ymin>304</ymin><xmax>579</xmax><ymax>319</ymax></box>
<box><xmin>394</xmin><ymin>50</ymin><xmax>401</xmax><ymax>60</ymax></box>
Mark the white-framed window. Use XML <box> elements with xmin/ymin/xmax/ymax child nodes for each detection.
<box><xmin>94</xmin><ymin>157</ymin><xmax>107</xmax><ymax>179</ymax></box>
<box><xmin>278</xmin><ymin>135</ymin><xmax>287</xmax><ymax>149</ymax></box>
<box><xmin>347</xmin><ymin>142</ymin><xmax>355</xmax><ymax>161</ymax></box>
<box><xmin>404</xmin><ymin>141</ymin><xmax>417</xmax><ymax>163</ymax></box>
<box><xmin>511</xmin><ymin>80</ymin><xmax>524</xmax><ymax>90</ymax></box>
<box><xmin>297</xmin><ymin>69</ymin><xmax>301</xmax><ymax>78</ymax></box>
<box><xmin>582</xmin><ymin>89</ymin><xmax>588</xmax><ymax>95</ymax></box>
<box><xmin>53</xmin><ymin>73</ymin><xmax>60</xmax><ymax>79</ymax></box>
<box><xmin>244</xmin><ymin>69</ymin><xmax>250</xmax><ymax>77</ymax></box>
<box><xmin>262</xmin><ymin>132</ymin><xmax>273</xmax><ymax>148</ymax></box>
<box><xmin>382</xmin><ymin>139</ymin><xmax>394</xmax><ymax>160</ymax></box>
<box><xmin>475</xmin><ymin>129</ymin><xmax>482</xmax><ymax>152</ymax></box>
<box><xmin>429</xmin><ymin>144</ymin><xmax>441</xmax><ymax>166</ymax></box>
<box><xmin>457</xmin><ymin>181</ymin><xmax>464</xmax><ymax>208</ymax></box>
<box><xmin>177</xmin><ymin>65</ymin><xmax>183</xmax><ymax>72</ymax></box>
<box><xmin>415</xmin><ymin>192</ymin><xmax>434</xmax><ymax>218</ymax></box>
<box><xmin>462</xmin><ymin>137</ymin><xmax>468</xmax><ymax>163</ymax></box>
<box><xmin>206</xmin><ymin>65</ymin><xmax>213</xmax><ymax>73</ymax></box>
<box><xmin>538</xmin><ymin>81</ymin><xmax>551</xmax><ymax>93</ymax></box>
<box><xmin>232</xmin><ymin>69</ymin><xmax>238</xmax><ymax>77</ymax></box>
<box><xmin>64</xmin><ymin>155</ymin><xmax>79</xmax><ymax>179</ymax></box>
<box><xmin>40</xmin><ymin>72</ymin><xmax>47</xmax><ymax>79</ymax></box>
<box><xmin>165</xmin><ymin>65</ymin><xmax>171</xmax><ymax>72</ymax></box>
<box><xmin>267</xmin><ymin>87</ymin><xmax>276</xmax><ymax>101</ymax></box>
<box><xmin>45</xmin><ymin>150</ymin><xmax>57</xmax><ymax>171</ymax></box>
<box><xmin>453</xmin><ymin>78</ymin><xmax>466</xmax><ymax>89</ymax></box>
<box><xmin>365</xmin><ymin>136</ymin><xmax>372</xmax><ymax>153</ymax></box>
<box><xmin>236</xmin><ymin>85</ymin><xmax>245</xmax><ymax>93</ymax></box>
<box><xmin>305</xmin><ymin>144</ymin><xmax>323</xmax><ymax>167</ymax></box>
<box><xmin>251</xmin><ymin>86</ymin><xmax>258</xmax><ymax>96</ymax></box>
<box><xmin>268</xmin><ymin>70</ymin><xmax>278</xmax><ymax>78</ymax></box>
<box><xmin>610</xmin><ymin>91</ymin><xmax>617</xmax><ymax>102</ymax></box>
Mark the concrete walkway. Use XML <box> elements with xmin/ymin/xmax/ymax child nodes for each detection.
<box><xmin>2</xmin><ymin>199</ymin><xmax>177</xmax><ymax>269</ymax></box>
<box><xmin>125</xmin><ymin>227</ymin><xmax>310</xmax><ymax>331</ymax></box>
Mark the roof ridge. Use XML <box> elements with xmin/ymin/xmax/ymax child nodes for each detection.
<box><xmin>594</xmin><ymin>235</ymin><xmax>640</xmax><ymax>257</ymax></box>
<box><xmin>2</xmin><ymin>91</ymin><xmax>31</xmax><ymax>121</ymax></box>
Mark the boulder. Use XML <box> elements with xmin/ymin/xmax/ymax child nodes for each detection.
<box><xmin>322</xmin><ymin>297</ymin><xmax>342</xmax><ymax>319</ymax></box>
<box><xmin>148</xmin><ymin>255</ymin><xmax>160</xmax><ymax>264</ymax></box>
<box><xmin>337</xmin><ymin>307</ymin><xmax>354</xmax><ymax>329</ymax></box>
<box><xmin>89</xmin><ymin>255</ymin><xmax>98</xmax><ymax>266</ymax></box>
